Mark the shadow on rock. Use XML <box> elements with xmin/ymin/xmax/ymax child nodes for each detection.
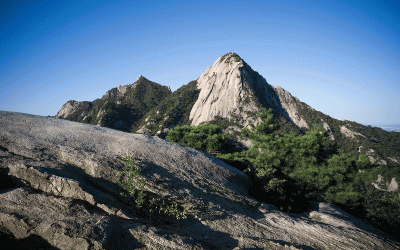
<box><xmin>0</xmin><ymin>226</ymin><xmax>60</xmax><ymax>250</ymax></box>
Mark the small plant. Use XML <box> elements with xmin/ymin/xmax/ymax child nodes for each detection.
<box><xmin>148</xmin><ymin>198</ymin><xmax>187</xmax><ymax>220</ymax></box>
<box><xmin>117</xmin><ymin>152</ymin><xmax>186</xmax><ymax>221</ymax></box>
<box><xmin>117</xmin><ymin>153</ymin><xmax>146</xmax><ymax>207</ymax></box>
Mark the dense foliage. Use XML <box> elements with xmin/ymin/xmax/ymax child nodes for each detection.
<box><xmin>167</xmin><ymin>108</ymin><xmax>400</xmax><ymax>240</ymax></box>
<box><xmin>166</xmin><ymin>123</ymin><xmax>231</xmax><ymax>156</ymax></box>
<box><xmin>218</xmin><ymin>108</ymin><xmax>365</xmax><ymax>212</ymax></box>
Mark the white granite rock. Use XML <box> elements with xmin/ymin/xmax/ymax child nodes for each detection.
<box><xmin>275</xmin><ymin>86</ymin><xmax>309</xmax><ymax>129</ymax></box>
<box><xmin>340</xmin><ymin>125</ymin><xmax>366</xmax><ymax>139</ymax></box>
<box><xmin>190</xmin><ymin>53</ymin><xmax>259</xmax><ymax>126</ymax></box>
<box><xmin>321</xmin><ymin>119</ymin><xmax>335</xmax><ymax>140</ymax></box>
<box><xmin>189</xmin><ymin>52</ymin><xmax>309</xmax><ymax>131</ymax></box>
<box><xmin>55</xmin><ymin>100</ymin><xmax>83</xmax><ymax>119</ymax></box>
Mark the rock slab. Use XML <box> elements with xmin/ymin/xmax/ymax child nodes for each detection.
<box><xmin>1</xmin><ymin>111</ymin><xmax>399</xmax><ymax>249</ymax></box>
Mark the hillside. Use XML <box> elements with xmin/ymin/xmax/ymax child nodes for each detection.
<box><xmin>2</xmin><ymin>111</ymin><xmax>400</xmax><ymax>249</ymax></box>
<box><xmin>55</xmin><ymin>75</ymin><xmax>171</xmax><ymax>132</ymax></box>
<box><xmin>296</xmin><ymin>100</ymin><xmax>400</xmax><ymax>161</ymax></box>
<box><xmin>134</xmin><ymin>79</ymin><xmax>200</xmax><ymax>136</ymax></box>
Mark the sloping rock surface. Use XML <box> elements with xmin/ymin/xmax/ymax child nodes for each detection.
<box><xmin>1</xmin><ymin>111</ymin><xmax>399</xmax><ymax>249</ymax></box>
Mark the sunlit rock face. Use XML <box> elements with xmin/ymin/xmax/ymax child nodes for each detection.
<box><xmin>55</xmin><ymin>100</ymin><xmax>84</xmax><ymax>119</ymax></box>
<box><xmin>340</xmin><ymin>125</ymin><xmax>366</xmax><ymax>140</ymax></box>
<box><xmin>321</xmin><ymin>119</ymin><xmax>335</xmax><ymax>140</ymax></box>
<box><xmin>189</xmin><ymin>52</ymin><xmax>310</xmax><ymax>131</ymax></box>
<box><xmin>274</xmin><ymin>86</ymin><xmax>309</xmax><ymax>129</ymax></box>
<box><xmin>189</xmin><ymin>52</ymin><xmax>281</xmax><ymax>127</ymax></box>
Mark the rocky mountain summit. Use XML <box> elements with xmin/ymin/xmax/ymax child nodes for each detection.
<box><xmin>1</xmin><ymin>111</ymin><xmax>399</xmax><ymax>249</ymax></box>
<box><xmin>189</xmin><ymin>52</ymin><xmax>279</xmax><ymax>126</ymax></box>
<box><xmin>55</xmin><ymin>53</ymin><xmax>310</xmax><ymax>136</ymax></box>
<box><xmin>189</xmin><ymin>52</ymin><xmax>307</xmax><ymax>130</ymax></box>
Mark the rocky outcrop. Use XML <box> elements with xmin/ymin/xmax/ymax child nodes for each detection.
<box><xmin>388</xmin><ymin>178</ymin><xmax>399</xmax><ymax>192</ymax></box>
<box><xmin>275</xmin><ymin>86</ymin><xmax>309</xmax><ymax>129</ymax></box>
<box><xmin>100</xmin><ymin>76</ymin><xmax>154</xmax><ymax>102</ymax></box>
<box><xmin>321</xmin><ymin>119</ymin><xmax>335</xmax><ymax>141</ymax></box>
<box><xmin>372</xmin><ymin>175</ymin><xmax>399</xmax><ymax>192</ymax></box>
<box><xmin>388</xmin><ymin>157</ymin><xmax>399</xmax><ymax>164</ymax></box>
<box><xmin>188</xmin><ymin>53</ymin><xmax>310</xmax><ymax>131</ymax></box>
<box><xmin>55</xmin><ymin>100</ymin><xmax>84</xmax><ymax>119</ymax></box>
<box><xmin>100</xmin><ymin>81</ymin><xmax>136</xmax><ymax>101</ymax></box>
<box><xmin>1</xmin><ymin>111</ymin><xmax>399</xmax><ymax>249</ymax></box>
<box><xmin>190</xmin><ymin>53</ymin><xmax>258</xmax><ymax>126</ymax></box>
<box><xmin>372</xmin><ymin>175</ymin><xmax>386</xmax><ymax>190</ymax></box>
<box><xmin>189</xmin><ymin>53</ymin><xmax>281</xmax><ymax>127</ymax></box>
<box><xmin>366</xmin><ymin>148</ymin><xmax>377</xmax><ymax>163</ymax></box>
<box><xmin>99</xmin><ymin>75</ymin><xmax>169</xmax><ymax>102</ymax></box>
<box><xmin>55</xmin><ymin>75</ymin><xmax>172</xmax><ymax>132</ymax></box>
<box><xmin>340</xmin><ymin>125</ymin><xmax>366</xmax><ymax>140</ymax></box>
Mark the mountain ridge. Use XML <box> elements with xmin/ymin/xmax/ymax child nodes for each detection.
<box><xmin>55</xmin><ymin>52</ymin><xmax>400</xmax><ymax>166</ymax></box>
<box><xmin>55</xmin><ymin>75</ymin><xmax>172</xmax><ymax>132</ymax></box>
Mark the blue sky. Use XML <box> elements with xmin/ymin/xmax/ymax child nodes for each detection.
<box><xmin>1</xmin><ymin>0</ymin><xmax>399</xmax><ymax>126</ymax></box>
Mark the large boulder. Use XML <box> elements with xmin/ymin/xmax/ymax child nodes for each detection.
<box><xmin>1</xmin><ymin>111</ymin><xmax>399</xmax><ymax>249</ymax></box>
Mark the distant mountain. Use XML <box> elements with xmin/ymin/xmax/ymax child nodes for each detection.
<box><xmin>55</xmin><ymin>75</ymin><xmax>171</xmax><ymax>132</ymax></box>
<box><xmin>55</xmin><ymin>52</ymin><xmax>400</xmax><ymax>172</ymax></box>
<box><xmin>374</xmin><ymin>124</ymin><xmax>400</xmax><ymax>132</ymax></box>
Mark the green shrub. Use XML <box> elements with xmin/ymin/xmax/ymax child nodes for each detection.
<box><xmin>117</xmin><ymin>153</ymin><xmax>146</xmax><ymax>207</ymax></box>
<box><xmin>117</xmin><ymin>153</ymin><xmax>186</xmax><ymax>221</ymax></box>
<box><xmin>166</xmin><ymin>123</ymin><xmax>230</xmax><ymax>156</ymax></box>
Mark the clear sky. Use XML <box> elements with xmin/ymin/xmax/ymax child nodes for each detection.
<box><xmin>1</xmin><ymin>0</ymin><xmax>399</xmax><ymax>126</ymax></box>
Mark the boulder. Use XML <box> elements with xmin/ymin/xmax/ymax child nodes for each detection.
<box><xmin>1</xmin><ymin>111</ymin><xmax>399</xmax><ymax>249</ymax></box>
